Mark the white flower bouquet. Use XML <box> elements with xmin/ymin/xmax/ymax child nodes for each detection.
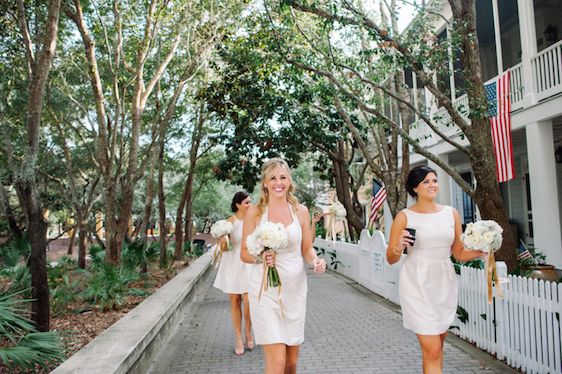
<box><xmin>210</xmin><ymin>219</ymin><xmax>233</xmax><ymax>267</ymax></box>
<box><xmin>461</xmin><ymin>220</ymin><xmax>503</xmax><ymax>253</ymax></box>
<box><xmin>246</xmin><ymin>221</ymin><xmax>288</xmax><ymax>289</ymax></box>
<box><xmin>327</xmin><ymin>201</ymin><xmax>347</xmax><ymax>219</ymax></box>
<box><xmin>210</xmin><ymin>219</ymin><xmax>233</xmax><ymax>239</ymax></box>
<box><xmin>325</xmin><ymin>201</ymin><xmax>348</xmax><ymax>241</ymax></box>
<box><xmin>462</xmin><ymin>220</ymin><xmax>505</xmax><ymax>304</ymax></box>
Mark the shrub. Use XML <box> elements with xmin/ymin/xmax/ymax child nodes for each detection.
<box><xmin>81</xmin><ymin>263</ymin><xmax>139</xmax><ymax>311</ymax></box>
<box><xmin>0</xmin><ymin>290</ymin><xmax>65</xmax><ymax>370</ymax></box>
<box><xmin>0</xmin><ymin>237</ymin><xmax>32</xmax><ymax>295</ymax></box>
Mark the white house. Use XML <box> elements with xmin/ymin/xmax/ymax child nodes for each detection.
<box><xmin>382</xmin><ymin>0</ymin><xmax>562</xmax><ymax>268</ymax></box>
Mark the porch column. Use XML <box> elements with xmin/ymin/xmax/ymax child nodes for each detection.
<box><xmin>517</xmin><ymin>0</ymin><xmax>537</xmax><ymax>106</ymax></box>
<box><xmin>526</xmin><ymin>121</ymin><xmax>562</xmax><ymax>268</ymax></box>
<box><xmin>491</xmin><ymin>0</ymin><xmax>503</xmax><ymax>73</ymax></box>
<box><xmin>428</xmin><ymin>154</ymin><xmax>452</xmax><ymax>205</ymax></box>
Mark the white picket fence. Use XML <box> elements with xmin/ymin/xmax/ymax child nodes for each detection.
<box><xmin>314</xmin><ymin>231</ymin><xmax>562</xmax><ymax>374</ymax></box>
<box><xmin>456</xmin><ymin>267</ymin><xmax>562</xmax><ymax>374</ymax></box>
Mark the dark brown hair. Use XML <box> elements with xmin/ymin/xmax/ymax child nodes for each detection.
<box><xmin>405</xmin><ymin>165</ymin><xmax>437</xmax><ymax>198</ymax></box>
<box><xmin>231</xmin><ymin>191</ymin><xmax>249</xmax><ymax>212</ymax></box>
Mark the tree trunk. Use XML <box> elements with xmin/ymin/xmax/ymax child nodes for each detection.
<box><xmin>175</xmin><ymin>107</ymin><xmax>205</xmax><ymax>259</ymax></box>
<box><xmin>331</xmin><ymin>142</ymin><xmax>363</xmax><ymax>240</ymax></box>
<box><xmin>157</xmin><ymin>131</ymin><xmax>167</xmax><ymax>268</ymax></box>
<box><xmin>67</xmin><ymin>226</ymin><xmax>76</xmax><ymax>255</ymax></box>
<box><xmin>0</xmin><ymin>184</ymin><xmax>22</xmax><ymax>239</ymax></box>
<box><xmin>449</xmin><ymin>0</ymin><xmax>518</xmax><ymax>270</ymax></box>
<box><xmin>19</xmin><ymin>183</ymin><xmax>50</xmax><ymax>331</ymax></box>
<box><xmin>77</xmin><ymin>213</ymin><xmax>88</xmax><ymax>269</ymax></box>
<box><xmin>140</xmin><ymin>155</ymin><xmax>156</xmax><ymax>242</ymax></box>
<box><xmin>174</xmin><ymin>182</ymin><xmax>190</xmax><ymax>259</ymax></box>
<box><xmin>13</xmin><ymin>0</ymin><xmax>61</xmax><ymax>332</ymax></box>
<box><xmin>468</xmin><ymin>120</ymin><xmax>518</xmax><ymax>269</ymax></box>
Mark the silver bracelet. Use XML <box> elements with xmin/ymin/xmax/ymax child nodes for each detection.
<box><xmin>254</xmin><ymin>255</ymin><xmax>263</xmax><ymax>264</ymax></box>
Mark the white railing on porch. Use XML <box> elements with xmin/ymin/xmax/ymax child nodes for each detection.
<box><xmin>509</xmin><ymin>62</ymin><xmax>524</xmax><ymax>110</ymax></box>
<box><xmin>532</xmin><ymin>40</ymin><xmax>562</xmax><ymax>102</ymax></box>
<box><xmin>314</xmin><ymin>232</ymin><xmax>562</xmax><ymax>374</ymax></box>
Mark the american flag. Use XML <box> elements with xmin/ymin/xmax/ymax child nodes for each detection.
<box><xmin>368</xmin><ymin>179</ymin><xmax>387</xmax><ymax>229</ymax></box>
<box><xmin>516</xmin><ymin>241</ymin><xmax>536</xmax><ymax>264</ymax></box>
<box><xmin>484</xmin><ymin>71</ymin><xmax>515</xmax><ymax>183</ymax></box>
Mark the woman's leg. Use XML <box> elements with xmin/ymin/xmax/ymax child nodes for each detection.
<box><xmin>229</xmin><ymin>294</ymin><xmax>244</xmax><ymax>355</ymax></box>
<box><xmin>284</xmin><ymin>345</ymin><xmax>301</xmax><ymax>374</ymax></box>
<box><xmin>439</xmin><ymin>332</ymin><xmax>448</xmax><ymax>371</ymax></box>
<box><xmin>242</xmin><ymin>293</ymin><xmax>254</xmax><ymax>349</ymax></box>
<box><xmin>417</xmin><ymin>334</ymin><xmax>445</xmax><ymax>374</ymax></box>
<box><xmin>262</xmin><ymin>343</ymin><xmax>287</xmax><ymax>374</ymax></box>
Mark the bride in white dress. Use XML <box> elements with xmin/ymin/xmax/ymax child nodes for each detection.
<box><xmin>387</xmin><ymin>165</ymin><xmax>485</xmax><ymax>374</ymax></box>
<box><xmin>213</xmin><ymin>191</ymin><xmax>254</xmax><ymax>356</ymax></box>
<box><xmin>240</xmin><ymin>158</ymin><xmax>326</xmax><ymax>374</ymax></box>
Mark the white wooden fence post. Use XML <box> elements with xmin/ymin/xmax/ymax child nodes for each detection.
<box><xmin>495</xmin><ymin>261</ymin><xmax>508</xmax><ymax>360</ymax></box>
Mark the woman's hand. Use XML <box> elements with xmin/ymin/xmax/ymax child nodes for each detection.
<box><xmin>313</xmin><ymin>257</ymin><xmax>326</xmax><ymax>273</ymax></box>
<box><xmin>312</xmin><ymin>212</ymin><xmax>325</xmax><ymax>224</ymax></box>
<box><xmin>398</xmin><ymin>229</ymin><xmax>415</xmax><ymax>249</ymax></box>
<box><xmin>472</xmin><ymin>250</ymin><xmax>488</xmax><ymax>260</ymax></box>
<box><xmin>263</xmin><ymin>250</ymin><xmax>275</xmax><ymax>267</ymax></box>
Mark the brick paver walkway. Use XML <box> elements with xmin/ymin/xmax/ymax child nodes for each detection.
<box><xmin>147</xmin><ymin>268</ymin><xmax>518</xmax><ymax>373</ymax></box>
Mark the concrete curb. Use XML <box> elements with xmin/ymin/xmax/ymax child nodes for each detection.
<box><xmin>51</xmin><ymin>251</ymin><xmax>212</xmax><ymax>374</ymax></box>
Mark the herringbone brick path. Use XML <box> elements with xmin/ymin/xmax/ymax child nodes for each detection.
<box><xmin>147</xmin><ymin>268</ymin><xmax>518</xmax><ymax>373</ymax></box>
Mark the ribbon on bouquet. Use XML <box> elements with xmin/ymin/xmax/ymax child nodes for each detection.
<box><xmin>212</xmin><ymin>235</ymin><xmax>230</xmax><ymax>268</ymax></box>
<box><xmin>485</xmin><ymin>250</ymin><xmax>504</xmax><ymax>304</ymax></box>
<box><xmin>324</xmin><ymin>214</ymin><xmax>348</xmax><ymax>242</ymax></box>
<box><xmin>325</xmin><ymin>214</ymin><xmax>337</xmax><ymax>242</ymax></box>
<box><xmin>258</xmin><ymin>251</ymin><xmax>285</xmax><ymax>319</ymax></box>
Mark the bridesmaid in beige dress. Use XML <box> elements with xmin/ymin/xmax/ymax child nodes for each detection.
<box><xmin>241</xmin><ymin>158</ymin><xmax>326</xmax><ymax>374</ymax></box>
<box><xmin>213</xmin><ymin>191</ymin><xmax>254</xmax><ymax>355</ymax></box>
<box><xmin>386</xmin><ymin>165</ymin><xmax>485</xmax><ymax>374</ymax></box>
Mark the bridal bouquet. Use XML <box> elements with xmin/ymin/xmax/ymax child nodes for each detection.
<box><xmin>462</xmin><ymin>220</ymin><xmax>504</xmax><ymax>304</ymax></box>
<box><xmin>461</xmin><ymin>220</ymin><xmax>503</xmax><ymax>253</ymax></box>
<box><xmin>246</xmin><ymin>222</ymin><xmax>288</xmax><ymax>303</ymax></box>
<box><xmin>326</xmin><ymin>201</ymin><xmax>347</xmax><ymax>241</ymax></box>
<box><xmin>210</xmin><ymin>219</ymin><xmax>233</xmax><ymax>267</ymax></box>
<box><xmin>327</xmin><ymin>201</ymin><xmax>347</xmax><ymax>219</ymax></box>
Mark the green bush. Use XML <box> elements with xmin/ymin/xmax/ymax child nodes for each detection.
<box><xmin>50</xmin><ymin>274</ymin><xmax>79</xmax><ymax>316</ymax></box>
<box><xmin>88</xmin><ymin>244</ymin><xmax>106</xmax><ymax>270</ymax></box>
<box><xmin>82</xmin><ymin>263</ymin><xmax>140</xmax><ymax>311</ymax></box>
<box><xmin>0</xmin><ymin>290</ymin><xmax>65</xmax><ymax>370</ymax></box>
<box><xmin>0</xmin><ymin>235</ymin><xmax>31</xmax><ymax>269</ymax></box>
<box><xmin>0</xmin><ymin>237</ymin><xmax>32</xmax><ymax>295</ymax></box>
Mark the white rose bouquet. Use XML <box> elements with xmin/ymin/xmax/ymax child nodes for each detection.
<box><xmin>327</xmin><ymin>201</ymin><xmax>347</xmax><ymax>219</ymax></box>
<box><xmin>462</xmin><ymin>220</ymin><xmax>505</xmax><ymax>304</ymax></box>
<box><xmin>210</xmin><ymin>219</ymin><xmax>233</xmax><ymax>267</ymax></box>
<box><xmin>461</xmin><ymin>220</ymin><xmax>503</xmax><ymax>253</ymax></box>
<box><xmin>246</xmin><ymin>221</ymin><xmax>288</xmax><ymax>292</ymax></box>
<box><xmin>325</xmin><ymin>201</ymin><xmax>348</xmax><ymax>241</ymax></box>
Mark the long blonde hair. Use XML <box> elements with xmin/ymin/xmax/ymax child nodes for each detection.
<box><xmin>257</xmin><ymin>158</ymin><xmax>299</xmax><ymax>217</ymax></box>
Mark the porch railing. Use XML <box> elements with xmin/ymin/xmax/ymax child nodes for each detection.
<box><xmin>532</xmin><ymin>40</ymin><xmax>562</xmax><ymax>102</ymax></box>
<box><xmin>509</xmin><ymin>62</ymin><xmax>524</xmax><ymax>110</ymax></box>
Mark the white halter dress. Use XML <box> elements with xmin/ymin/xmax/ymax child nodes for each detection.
<box><xmin>213</xmin><ymin>218</ymin><xmax>248</xmax><ymax>294</ymax></box>
<box><xmin>399</xmin><ymin>206</ymin><xmax>458</xmax><ymax>335</ymax></box>
<box><xmin>246</xmin><ymin>207</ymin><xmax>307</xmax><ymax>346</ymax></box>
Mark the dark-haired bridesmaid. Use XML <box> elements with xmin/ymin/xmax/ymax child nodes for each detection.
<box><xmin>387</xmin><ymin>165</ymin><xmax>485</xmax><ymax>374</ymax></box>
<box><xmin>213</xmin><ymin>191</ymin><xmax>254</xmax><ymax>356</ymax></box>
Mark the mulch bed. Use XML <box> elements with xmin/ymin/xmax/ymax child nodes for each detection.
<box><xmin>0</xmin><ymin>238</ymin><xmax>198</xmax><ymax>373</ymax></box>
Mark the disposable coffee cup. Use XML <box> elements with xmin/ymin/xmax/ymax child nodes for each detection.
<box><xmin>405</xmin><ymin>228</ymin><xmax>416</xmax><ymax>245</ymax></box>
